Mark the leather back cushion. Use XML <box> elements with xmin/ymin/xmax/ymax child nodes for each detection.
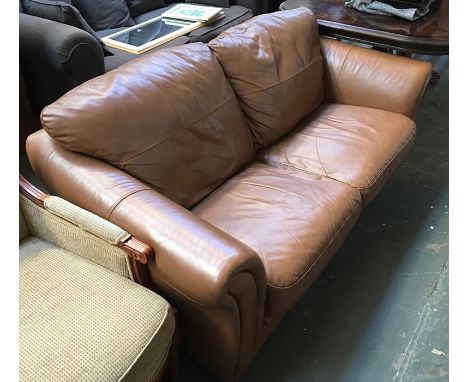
<box><xmin>41</xmin><ymin>43</ymin><xmax>255</xmax><ymax>209</ymax></box>
<box><xmin>125</xmin><ymin>0</ymin><xmax>166</xmax><ymax>18</ymax></box>
<box><xmin>208</xmin><ymin>9</ymin><xmax>324</xmax><ymax>148</ymax></box>
<box><xmin>72</xmin><ymin>0</ymin><xmax>134</xmax><ymax>31</ymax></box>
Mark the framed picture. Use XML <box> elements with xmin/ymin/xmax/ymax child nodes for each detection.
<box><xmin>101</xmin><ymin>16</ymin><xmax>202</xmax><ymax>55</ymax></box>
<box><xmin>162</xmin><ymin>4</ymin><xmax>223</xmax><ymax>22</ymax></box>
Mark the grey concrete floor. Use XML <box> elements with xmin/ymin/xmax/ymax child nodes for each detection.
<box><xmin>19</xmin><ymin>54</ymin><xmax>449</xmax><ymax>382</ymax></box>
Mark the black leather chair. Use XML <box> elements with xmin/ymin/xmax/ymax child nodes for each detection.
<box><xmin>19</xmin><ymin>0</ymin><xmax>267</xmax><ymax>115</ymax></box>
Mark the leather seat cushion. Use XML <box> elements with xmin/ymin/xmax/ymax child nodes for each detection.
<box><xmin>41</xmin><ymin>43</ymin><xmax>255</xmax><ymax>209</ymax></box>
<box><xmin>192</xmin><ymin>162</ymin><xmax>361</xmax><ymax>317</ymax></box>
<box><xmin>258</xmin><ymin>103</ymin><xmax>416</xmax><ymax>206</ymax></box>
<box><xmin>208</xmin><ymin>8</ymin><xmax>324</xmax><ymax>148</ymax></box>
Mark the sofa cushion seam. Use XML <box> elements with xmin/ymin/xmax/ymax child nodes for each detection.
<box><xmin>260</xmin><ymin>123</ymin><xmax>415</xmax><ymax>191</ymax></box>
<box><xmin>259</xmin><ymin>157</ymin><xmax>339</xmax><ymax>181</ymax></box>
<box><xmin>236</xmin><ymin>56</ymin><xmax>322</xmax><ymax>97</ymax></box>
<box><xmin>115</xmin><ymin>94</ymin><xmax>237</xmax><ymax>166</ymax></box>
<box><xmin>266</xmin><ymin>201</ymin><xmax>361</xmax><ymax>290</ymax></box>
<box><xmin>357</xmin><ymin>127</ymin><xmax>416</xmax><ymax>192</ymax></box>
<box><xmin>107</xmin><ymin>188</ymin><xmax>152</xmax><ymax>220</ymax></box>
<box><xmin>337</xmin><ymin>45</ymin><xmax>353</xmax><ymax>82</ymax></box>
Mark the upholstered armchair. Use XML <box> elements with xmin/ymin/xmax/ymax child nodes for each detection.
<box><xmin>19</xmin><ymin>175</ymin><xmax>178</xmax><ymax>381</ymax></box>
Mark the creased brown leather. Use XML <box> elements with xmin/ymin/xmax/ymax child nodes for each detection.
<box><xmin>192</xmin><ymin>162</ymin><xmax>361</xmax><ymax>316</ymax></box>
<box><xmin>25</xmin><ymin>10</ymin><xmax>434</xmax><ymax>382</ymax></box>
<box><xmin>320</xmin><ymin>37</ymin><xmax>432</xmax><ymax>119</ymax></box>
<box><xmin>26</xmin><ymin>129</ymin><xmax>266</xmax><ymax>382</ymax></box>
<box><xmin>209</xmin><ymin>9</ymin><xmax>324</xmax><ymax>148</ymax></box>
<box><xmin>258</xmin><ymin>103</ymin><xmax>416</xmax><ymax>206</ymax></box>
<box><xmin>40</xmin><ymin>43</ymin><xmax>255</xmax><ymax>209</ymax></box>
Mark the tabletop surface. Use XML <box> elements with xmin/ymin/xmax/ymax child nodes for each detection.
<box><xmin>280</xmin><ymin>0</ymin><xmax>448</xmax><ymax>49</ymax></box>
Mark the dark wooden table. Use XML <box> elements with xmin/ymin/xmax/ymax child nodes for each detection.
<box><xmin>279</xmin><ymin>0</ymin><xmax>448</xmax><ymax>55</ymax></box>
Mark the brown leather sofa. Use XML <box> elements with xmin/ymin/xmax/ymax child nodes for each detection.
<box><xmin>26</xmin><ymin>8</ymin><xmax>432</xmax><ymax>382</ymax></box>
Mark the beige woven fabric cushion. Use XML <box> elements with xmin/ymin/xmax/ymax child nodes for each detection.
<box><xmin>44</xmin><ymin>196</ymin><xmax>128</xmax><ymax>245</ymax></box>
<box><xmin>20</xmin><ymin>195</ymin><xmax>133</xmax><ymax>280</ymax></box>
<box><xmin>20</xmin><ymin>237</ymin><xmax>175</xmax><ymax>382</ymax></box>
<box><xmin>19</xmin><ymin>205</ymin><xmax>30</xmax><ymax>242</ymax></box>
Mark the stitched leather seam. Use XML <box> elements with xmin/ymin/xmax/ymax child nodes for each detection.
<box><xmin>114</xmin><ymin>77</ymin><xmax>186</xmax><ymax>165</ymax></box>
<box><xmin>228</xmin><ymin>271</ymin><xmax>254</xmax><ymax>380</ymax></box>
<box><xmin>337</xmin><ymin>45</ymin><xmax>353</xmax><ymax>82</ymax></box>
<box><xmin>263</xmin><ymin>126</ymin><xmax>415</xmax><ymax>291</ymax></box>
<box><xmin>237</xmin><ymin>56</ymin><xmax>322</xmax><ymax>97</ymax></box>
<box><xmin>259</xmin><ymin>123</ymin><xmax>416</xmax><ymax>191</ymax></box>
<box><xmin>186</xmin><ymin>93</ymin><xmax>236</xmax><ymax>127</ymax></box>
<box><xmin>107</xmin><ymin>188</ymin><xmax>153</xmax><ymax>220</ymax></box>
<box><xmin>266</xmin><ymin>200</ymin><xmax>361</xmax><ymax>290</ymax></box>
<box><xmin>37</xmin><ymin>148</ymin><xmax>57</xmax><ymax>193</ymax></box>
<box><xmin>115</xmin><ymin>94</ymin><xmax>236</xmax><ymax>165</ymax></box>
<box><xmin>357</xmin><ymin>127</ymin><xmax>416</xmax><ymax>192</ymax></box>
<box><xmin>259</xmin><ymin>157</ymin><xmax>330</xmax><ymax>179</ymax></box>
<box><xmin>151</xmin><ymin>268</ymin><xmax>258</xmax><ymax>310</ymax></box>
<box><xmin>152</xmin><ymin>272</ymin><xmax>211</xmax><ymax>307</ymax></box>
<box><xmin>314</xmin><ymin>136</ymin><xmax>329</xmax><ymax>177</ymax></box>
<box><xmin>153</xmin><ymin>270</ymin><xmax>260</xmax><ymax>380</ymax></box>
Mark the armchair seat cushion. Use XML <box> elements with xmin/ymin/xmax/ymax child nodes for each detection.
<box><xmin>19</xmin><ymin>237</ymin><xmax>175</xmax><ymax>382</ymax></box>
<box><xmin>192</xmin><ymin>162</ymin><xmax>361</xmax><ymax>317</ymax></box>
<box><xmin>258</xmin><ymin>103</ymin><xmax>416</xmax><ymax>206</ymax></box>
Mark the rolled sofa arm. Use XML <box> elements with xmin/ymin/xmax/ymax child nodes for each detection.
<box><xmin>320</xmin><ymin>37</ymin><xmax>432</xmax><ymax>119</ymax></box>
<box><xmin>26</xmin><ymin>129</ymin><xmax>267</xmax><ymax>381</ymax></box>
<box><xmin>19</xmin><ymin>13</ymin><xmax>105</xmax><ymax>115</ymax></box>
<box><xmin>26</xmin><ymin>130</ymin><xmax>266</xmax><ymax>307</ymax></box>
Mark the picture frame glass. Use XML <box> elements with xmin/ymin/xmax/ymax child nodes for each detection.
<box><xmin>106</xmin><ymin>17</ymin><xmax>194</xmax><ymax>48</ymax></box>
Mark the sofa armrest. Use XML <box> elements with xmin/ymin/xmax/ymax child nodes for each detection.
<box><xmin>231</xmin><ymin>0</ymin><xmax>268</xmax><ymax>15</ymax></box>
<box><xmin>20</xmin><ymin>13</ymin><xmax>104</xmax><ymax>114</ymax></box>
<box><xmin>26</xmin><ymin>129</ymin><xmax>267</xmax><ymax>380</ymax></box>
<box><xmin>26</xmin><ymin>130</ymin><xmax>267</xmax><ymax>308</ymax></box>
<box><xmin>320</xmin><ymin>37</ymin><xmax>432</xmax><ymax>119</ymax></box>
<box><xmin>19</xmin><ymin>175</ymin><xmax>152</xmax><ymax>283</ymax></box>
